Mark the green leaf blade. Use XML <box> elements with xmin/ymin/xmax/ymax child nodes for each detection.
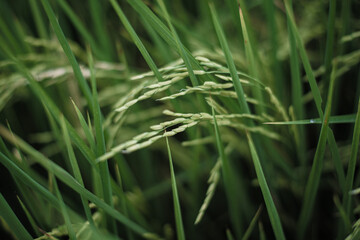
<box><xmin>246</xmin><ymin>133</ymin><xmax>286</xmax><ymax>240</ymax></box>
<box><xmin>0</xmin><ymin>193</ymin><xmax>33</xmax><ymax>240</ymax></box>
<box><xmin>165</xmin><ymin>136</ymin><xmax>186</xmax><ymax>240</ymax></box>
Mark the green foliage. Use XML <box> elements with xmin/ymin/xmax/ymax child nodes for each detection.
<box><xmin>0</xmin><ymin>0</ymin><xmax>359</xmax><ymax>239</ymax></box>
<box><xmin>0</xmin><ymin>193</ymin><xmax>32</xmax><ymax>240</ymax></box>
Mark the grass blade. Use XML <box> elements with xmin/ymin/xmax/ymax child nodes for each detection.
<box><xmin>0</xmin><ymin>125</ymin><xmax>149</xmax><ymax>237</ymax></box>
<box><xmin>287</xmin><ymin>0</ymin><xmax>306</xmax><ymax>166</ymax></box>
<box><xmin>208</xmin><ymin>5</ymin><xmax>275</xmax><ymax>226</ymax></box>
<box><xmin>70</xmin><ymin>99</ymin><xmax>96</xmax><ymax>151</ymax></box>
<box><xmin>0</xmin><ymin>193</ymin><xmax>32</xmax><ymax>240</ymax></box>
<box><xmin>322</xmin><ymin>0</ymin><xmax>336</xmax><ymax>89</ymax></box>
<box><xmin>0</xmin><ymin>17</ymin><xmax>21</xmax><ymax>54</ymax></box>
<box><xmin>211</xmin><ymin>106</ymin><xmax>243</xmax><ymax>237</ymax></box>
<box><xmin>283</xmin><ymin>0</ymin><xmax>322</xmax><ymax>117</ymax></box>
<box><xmin>87</xmin><ymin>47</ymin><xmax>116</xmax><ymax>233</ymax></box>
<box><xmin>55</xmin><ymin>0</ymin><xmax>104</xmax><ymax>59</ymax></box>
<box><xmin>246</xmin><ymin>132</ymin><xmax>286</xmax><ymax>240</ymax></box>
<box><xmin>114</xmin><ymin>162</ymin><xmax>134</xmax><ymax>240</ymax></box>
<box><xmin>17</xmin><ymin>196</ymin><xmax>41</xmax><ymax>237</ymax></box>
<box><xmin>52</xmin><ymin>174</ymin><xmax>76</xmax><ymax>240</ymax></box>
<box><xmin>224</xmin><ymin>0</ymin><xmax>242</xmax><ymax>43</ymax></box>
<box><xmin>297</xmin><ymin>64</ymin><xmax>338</xmax><ymax>239</ymax></box>
<box><xmin>262</xmin><ymin>0</ymin><xmax>285</xmax><ymax>103</ymax></box>
<box><xmin>227</xmin><ymin>229</ymin><xmax>235</xmax><ymax>240</ymax></box>
<box><xmin>127</xmin><ymin>0</ymin><xmax>177</xmax><ymax>50</ymax></box>
<box><xmin>259</xmin><ymin>222</ymin><xmax>266</xmax><ymax>240</ymax></box>
<box><xmin>0</xmin><ymin>152</ymin><xmax>61</xmax><ymax>219</ymax></box>
<box><xmin>165</xmin><ymin>136</ymin><xmax>186</xmax><ymax>240</ymax></box>
<box><xmin>327</xmin><ymin>130</ymin><xmax>346</xmax><ymax>192</ymax></box>
<box><xmin>126</xmin><ymin>0</ymin><xmax>206</xmax><ymax>77</ymax></box>
<box><xmin>239</xmin><ymin>6</ymin><xmax>264</xmax><ymax>114</ymax></box>
<box><xmin>89</xmin><ymin>0</ymin><xmax>113</xmax><ymax>61</ymax></box>
<box><xmin>110</xmin><ymin>0</ymin><xmax>164</xmax><ymax>82</ymax></box>
<box><xmin>264</xmin><ymin>114</ymin><xmax>357</xmax><ymax>125</ymax></box>
<box><xmin>242</xmin><ymin>206</ymin><xmax>263</xmax><ymax>240</ymax></box>
<box><xmin>334</xmin><ymin>195</ymin><xmax>352</xmax><ymax>231</ymax></box>
<box><xmin>40</xmin><ymin>0</ymin><xmax>93</xmax><ymax>113</ymax></box>
<box><xmin>12</xmin><ymin>56</ymin><xmax>96</xmax><ymax>163</ymax></box>
<box><xmin>208</xmin><ymin>2</ymin><xmax>250</xmax><ymax>115</ymax></box>
<box><xmin>339</xmin><ymin>0</ymin><xmax>351</xmax><ymax>55</ymax></box>
<box><xmin>60</xmin><ymin>116</ymin><xmax>94</xmax><ymax>226</ymax></box>
<box><xmin>343</xmin><ymin>98</ymin><xmax>360</xmax><ymax>225</ymax></box>
<box><xmin>141</xmin><ymin>16</ymin><xmax>173</xmax><ymax>63</ymax></box>
<box><xmin>157</xmin><ymin>0</ymin><xmax>198</xmax><ymax>87</ymax></box>
<box><xmin>29</xmin><ymin>0</ymin><xmax>47</xmax><ymax>39</ymax></box>
<box><xmin>285</xmin><ymin>0</ymin><xmax>346</xmax><ymax>198</ymax></box>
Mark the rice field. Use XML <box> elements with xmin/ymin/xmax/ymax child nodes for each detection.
<box><xmin>0</xmin><ymin>0</ymin><xmax>359</xmax><ymax>239</ymax></box>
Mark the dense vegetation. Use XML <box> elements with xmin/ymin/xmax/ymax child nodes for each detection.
<box><xmin>0</xmin><ymin>0</ymin><xmax>359</xmax><ymax>239</ymax></box>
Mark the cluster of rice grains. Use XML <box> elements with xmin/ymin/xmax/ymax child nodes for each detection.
<box><xmin>99</xmin><ymin>54</ymin><xmax>289</xmax><ymax>162</ymax></box>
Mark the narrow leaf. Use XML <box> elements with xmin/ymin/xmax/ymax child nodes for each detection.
<box><xmin>87</xmin><ymin>47</ymin><xmax>116</xmax><ymax>233</ymax></box>
<box><xmin>209</xmin><ymin>2</ymin><xmax>250</xmax><ymax>115</ymax></box>
<box><xmin>110</xmin><ymin>0</ymin><xmax>164</xmax><ymax>82</ymax></box>
<box><xmin>52</xmin><ymin>174</ymin><xmax>76</xmax><ymax>240</ymax></box>
<box><xmin>246</xmin><ymin>133</ymin><xmax>286</xmax><ymax>240</ymax></box>
<box><xmin>165</xmin><ymin>136</ymin><xmax>186</xmax><ymax>240</ymax></box>
<box><xmin>157</xmin><ymin>0</ymin><xmax>199</xmax><ymax>86</ymax></box>
<box><xmin>60</xmin><ymin>116</ymin><xmax>94</xmax><ymax>225</ymax></box>
<box><xmin>239</xmin><ymin>6</ymin><xmax>264</xmax><ymax>114</ymax></box>
<box><xmin>343</xmin><ymin>98</ymin><xmax>360</xmax><ymax>222</ymax></box>
<box><xmin>297</xmin><ymin>63</ymin><xmax>338</xmax><ymax>238</ymax></box>
<box><xmin>284</xmin><ymin>0</ymin><xmax>322</xmax><ymax>116</ymax></box>
<box><xmin>211</xmin><ymin>106</ymin><xmax>243</xmax><ymax>237</ymax></box>
<box><xmin>0</xmin><ymin>193</ymin><xmax>32</xmax><ymax>240</ymax></box>
<box><xmin>264</xmin><ymin>114</ymin><xmax>356</xmax><ymax>125</ymax></box>
<box><xmin>40</xmin><ymin>0</ymin><xmax>93</xmax><ymax>112</ymax></box>
<box><xmin>0</xmin><ymin>125</ymin><xmax>150</xmax><ymax>237</ymax></box>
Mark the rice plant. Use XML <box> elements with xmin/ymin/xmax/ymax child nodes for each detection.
<box><xmin>0</xmin><ymin>0</ymin><xmax>359</xmax><ymax>239</ymax></box>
